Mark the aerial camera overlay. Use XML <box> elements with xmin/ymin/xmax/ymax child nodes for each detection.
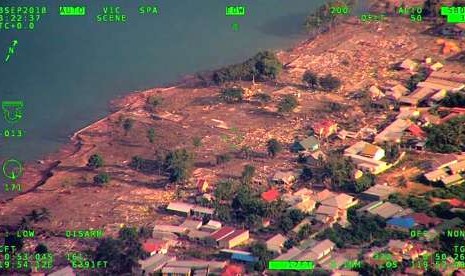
<box><xmin>2</xmin><ymin>0</ymin><xmax>465</xmax><ymax>275</ymax></box>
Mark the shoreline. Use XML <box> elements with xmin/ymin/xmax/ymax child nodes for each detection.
<box><xmin>2</xmin><ymin>36</ymin><xmax>323</xmax><ymax>202</ymax></box>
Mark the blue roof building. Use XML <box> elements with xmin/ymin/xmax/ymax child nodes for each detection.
<box><xmin>231</xmin><ymin>253</ymin><xmax>258</xmax><ymax>263</ymax></box>
<box><xmin>386</xmin><ymin>216</ymin><xmax>415</xmax><ymax>230</ymax></box>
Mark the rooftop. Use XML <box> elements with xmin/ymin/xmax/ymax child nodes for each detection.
<box><xmin>261</xmin><ymin>188</ymin><xmax>280</xmax><ymax>202</ymax></box>
<box><xmin>386</xmin><ymin>216</ymin><xmax>415</xmax><ymax>229</ymax></box>
<box><xmin>210</xmin><ymin>226</ymin><xmax>235</xmax><ymax>241</ymax></box>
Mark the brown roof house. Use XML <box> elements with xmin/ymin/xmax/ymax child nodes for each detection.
<box><xmin>272</xmin><ymin>171</ymin><xmax>297</xmax><ymax>186</ymax></box>
<box><xmin>265</xmin><ymin>234</ymin><xmax>288</xmax><ymax>253</ymax></box>
<box><xmin>218</xmin><ymin>230</ymin><xmax>250</xmax><ymax>249</ymax></box>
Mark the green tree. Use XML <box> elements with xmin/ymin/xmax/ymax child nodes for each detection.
<box><xmin>220</xmin><ymin>87</ymin><xmax>244</xmax><ymax>103</ymax></box>
<box><xmin>94</xmin><ymin>172</ymin><xmax>110</xmax><ymax>185</ymax></box>
<box><xmin>303</xmin><ymin>70</ymin><xmax>318</xmax><ymax>88</ymax></box>
<box><xmin>35</xmin><ymin>243</ymin><xmax>48</xmax><ymax>254</ymax></box>
<box><xmin>278</xmin><ymin>94</ymin><xmax>298</xmax><ymax>113</ymax></box>
<box><xmin>354</xmin><ymin>172</ymin><xmax>376</xmax><ymax>193</ymax></box>
<box><xmin>146</xmin><ymin>95</ymin><xmax>163</xmax><ymax>111</ymax></box>
<box><xmin>215</xmin><ymin>204</ymin><xmax>232</xmax><ymax>222</ymax></box>
<box><xmin>123</xmin><ymin>118</ymin><xmax>134</xmax><ymax>135</ymax></box>
<box><xmin>216</xmin><ymin>153</ymin><xmax>232</xmax><ymax>165</ymax></box>
<box><xmin>253</xmin><ymin>93</ymin><xmax>272</xmax><ymax>103</ymax></box>
<box><xmin>297</xmin><ymin>223</ymin><xmax>312</xmax><ymax>241</ymax></box>
<box><xmin>241</xmin><ymin>164</ymin><xmax>256</xmax><ymax>185</ymax></box>
<box><xmin>87</xmin><ymin>154</ymin><xmax>104</xmax><ymax>169</ymax></box>
<box><xmin>250</xmin><ymin>242</ymin><xmax>275</xmax><ymax>271</ymax></box>
<box><xmin>301</xmin><ymin>167</ymin><xmax>313</xmax><ymax>181</ymax></box>
<box><xmin>319</xmin><ymin>74</ymin><xmax>342</xmax><ymax>91</ymax></box>
<box><xmin>442</xmin><ymin>91</ymin><xmax>465</xmax><ymax>107</ymax></box>
<box><xmin>147</xmin><ymin>128</ymin><xmax>155</xmax><ymax>143</ymax></box>
<box><xmin>214</xmin><ymin>179</ymin><xmax>237</xmax><ymax>201</ymax></box>
<box><xmin>426</xmin><ymin>116</ymin><xmax>465</xmax><ymax>153</ymax></box>
<box><xmin>192</xmin><ymin>136</ymin><xmax>202</xmax><ymax>147</ymax></box>
<box><xmin>165</xmin><ymin>149</ymin><xmax>194</xmax><ymax>183</ymax></box>
<box><xmin>267</xmin><ymin>138</ymin><xmax>282</xmax><ymax>158</ymax></box>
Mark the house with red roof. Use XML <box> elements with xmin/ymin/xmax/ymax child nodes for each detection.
<box><xmin>222</xmin><ymin>264</ymin><xmax>244</xmax><ymax>276</ymax></box>
<box><xmin>405</xmin><ymin>124</ymin><xmax>426</xmax><ymax>139</ymax></box>
<box><xmin>312</xmin><ymin>120</ymin><xmax>338</xmax><ymax>138</ymax></box>
<box><xmin>142</xmin><ymin>239</ymin><xmax>172</xmax><ymax>255</ymax></box>
<box><xmin>411</xmin><ymin>213</ymin><xmax>442</xmax><ymax>227</ymax></box>
<box><xmin>449</xmin><ymin>198</ymin><xmax>465</xmax><ymax>208</ymax></box>
<box><xmin>261</xmin><ymin>188</ymin><xmax>280</xmax><ymax>203</ymax></box>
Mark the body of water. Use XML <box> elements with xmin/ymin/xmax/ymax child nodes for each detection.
<box><xmin>0</xmin><ymin>0</ymin><xmax>327</xmax><ymax>162</ymax></box>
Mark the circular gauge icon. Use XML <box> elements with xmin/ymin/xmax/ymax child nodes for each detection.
<box><xmin>2</xmin><ymin>159</ymin><xmax>23</xmax><ymax>180</ymax></box>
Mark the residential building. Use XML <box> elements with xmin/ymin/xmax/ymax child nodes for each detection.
<box><xmin>400</xmin><ymin>58</ymin><xmax>418</xmax><ymax>71</ymax></box>
<box><xmin>142</xmin><ymin>239</ymin><xmax>172</xmax><ymax>255</ymax></box>
<box><xmin>153</xmin><ymin>225</ymin><xmax>187</xmax><ymax>235</ymax></box>
<box><xmin>201</xmin><ymin>220</ymin><xmax>222</xmax><ymax>232</ymax></box>
<box><xmin>138</xmin><ymin>254</ymin><xmax>176</xmax><ymax>275</ymax></box>
<box><xmin>321</xmin><ymin>193</ymin><xmax>358</xmax><ymax>210</ymax></box>
<box><xmin>424</xmin><ymin>168</ymin><xmax>448</xmax><ymax>182</ymax></box>
<box><xmin>308</xmin><ymin>239</ymin><xmax>335</xmax><ymax>260</ymax></box>
<box><xmin>266</xmin><ymin>234</ymin><xmax>287</xmax><ymax>253</ymax></box>
<box><xmin>344</xmin><ymin>141</ymin><xmax>385</xmax><ymax>161</ymax></box>
<box><xmin>272</xmin><ymin>171</ymin><xmax>297</xmax><ymax>185</ymax></box>
<box><xmin>166</xmin><ymin>202</ymin><xmax>194</xmax><ymax>216</ymax></box>
<box><xmin>332</xmin><ymin>270</ymin><xmax>360</xmax><ymax>276</ymax></box>
<box><xmin>361</xmin><ymin>202</ymin><xmax>406</xmax><ymax>219</ymax></box>
<box><xmin>292</xmin><ymin>136</ymin><xmax>320</xmax><ymax>152</ymax></box>
<box><xmin>222</xmin><ymin>264</ymin><xmax>244</xmax><ymax>276</ymax></box>
<box><xmin>360</xmin><ymin>184</ymin><xmax>396</xmax><ymax>201</ymax></box>
<box><xmin>411</xmin><ymin>213</ymin><xmax>442</xmax><ymax>228</ymax></box>
<box><xmin>180</xmin><ymin>219</ymin><xmax>203</xmax><ymax>230</ymax></box>
<box><xmin>386</xmin><ymin>217</ymin><xmax>415</xmax><ymax>232</ymax></box>
<box><xmin>399</xmin><ymin>87</ymin><xmax>436</xmax><ymax>106</ymax></box>
<box><xmin>231</xmin><ymin>252</ymin><xmax>257</xmax><ymax>263</ymax></box>
<box><xmin>191</xmin><ymin>206</ymin><xmax>214</xmax><ymax>218</ymax></box>
<box><xmin>314</xmin><ymin>189</ymin><xmax>336</xmax><ymax>202</ymax></box>
<box><xmin>441</xmin><ymin>174</ymin><xmax>463</xmax><ymax>186</ymax></box>
<box><xmin>210</xmin><ymin>227</ymin><xmax>235</xmax><ymax>243</ymax></box>
<box><xmin>450</xmin><ymin>160</ymin><xmax>465</xmax><ymax>175</ymax></box>
<box><xmin>387</xmin><ymin>239</ymin><xmax>412</xmax><ymax>256</ymax></box>
<box><xmin>374</xmin><ymin>119</ymin><xmax>412</xmax><ymax>144</ymax></box>
<box><xmin>313</xmin><ymin>120</ymin><xmax>338</xmax><ymax>138</ymax></box>
<box><xmin>187</xmin><ymin>230</ymin><xmax>210</xmax><ymax>240</ymax></box>
<box><xmin>161</xmin><ymin>266</ymin><xmax>191</xmax><ymax>275</ymax></box>
<box><xmin>261</xmin><ymin>188</ymin><xmax>280</xmax><ymax>203</ymax></box>
<box><xmin>218</xmin><ymin>230</ymin><xmax>249</xmax><ymax>249</ymax></box>
<box><xmin>163</xmin><ymin>260</ymin><xmax>227</xmax><ymax>274</ymax></box>
<box><xmin>315</xmin><ymin>205</ymin><xmax>340</xmax><ymax>224</ymax></box>
<box><xmin>345</xmin><ymin>154</ymin><xmax>391</xmax><ymax>175</ymax></box>
<box><xmin>274</xmin><ymin>247</ymin><xmax>303</xmax><ymax>260</ymax></box>
<box><xmin>386</xmin><ymin>84</ymin><xmax>409</xmax><ymax>101</ymax></box>
<box><xmin>431</xmin><ymin>154</ymin><xmax>458</xmax><ymax>170</ymax></box>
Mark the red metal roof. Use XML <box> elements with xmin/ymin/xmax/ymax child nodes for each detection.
<box><xmin>222</xmin><ymin>264</ymin><xmax>244</xmax><ymax>276</ymax></box>
<box><xmin>261</xmin><ymin>188</ymin><xmax>280</xmax><ymax>202</ymax></box>
<box><xmin>210</xmin><ymin>226</ymin><xmax>235</xmax><ymax>241</ymax></box>
<box><xmin>449</xmin><ymin>198</ymin><xmax>465</xmax><ymax>207</ymax></box>
<box><xmin>142</xmin><ymin>239</ymin><xmax>167</xmax><ymax>253</ymax></box>
<box><xmin>411</xmin><ymin>213</ymin><xmax>442</xmax><ymax>226</ymax></box>
<box><xmin>407</xmin><ymin>124</ymin><xmax>426</xmax><ymax>138</ymax></box>
<box><xmin>220</xmin><ymin>230</ymin><xmax>248</xmax><ymax>242</ymax></box>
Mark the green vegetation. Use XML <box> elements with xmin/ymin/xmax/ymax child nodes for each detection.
<box><xmin>426</xmin><ymin>185</ymin><xmax>465</xmax><ymax>200</ymax></box>
<box><xmin>302</xmin><ymin>70</ymin><xmax>318</xmax><ymax>89</ymax></box>
<box><xmin>122</xmin><ymin>118</ymin><xmax>134</xmax><ymax>135</ymax></box>
<box><xmin>146</xmin><ymin>95</ymin><xmax>163</xmax><ymax>111</ymax></box>
<box><xmin>165</xmin><ymin>149</ymin><xmax>194</xmax><ymax>183</ymax></box>
<box><xmin>441</xmin><ymin>92</ymin><xmax>465</xmax><ymax>107</ymax></box>
<box><xmin>94</xmin><ymin>172</ymin><xmax>110</xmax><ymax>185</ymax></box>
<box><xmin>87</xmin><ymin>154</ymin><xmax>104</xmax><ymax>169</ymax></box>
<box><xmin>319</xmin><ymin>74</ymin><xmax>342</xmax><ymax>91</ymax></box>
<box><xmin>304</xmin><ymin>1</ymin><xmax>344</xmax><ymax>33</ymax></box>
<box><xmin>129</xmin><ymin>155</ymin><xmax>162</xmax><ymax>174</ymax></box>
<box><xmin>35</xmin><ymin>243</ymin><xmax>48</xmax><ymax>254</ymax></box>
<box><xmin>406</xmin><ymin>68</ymin><xmax>429</xmax><ymax>91</ymax></box>
<box><xmin>214</xmin><ymin>179</ymin><xmax>238</xmax><ymax>201</ymax></box>
<box><xmin>354</xmin><ymin>172</ymin><xmax>376</xmax><ymax>193</ymax></box>
<box><xmin>425</xmin><ymin>116</ymin><xmax>465</xmax><ymax>153</ymax></box>
<box><xmin>147</xmin><ymin>128</ymin><xmax>155</xmax><ymax>143</ymax></box>
<box><xmin>317</xmin><ymin>209</ymin><xmax>409</xmax><ymax>247</ymax></box>
<box><xmin>277</xmin><ymin>209</ymin><xmax>305</xmax><ymax>232</ymax></box>
<box><xmin>388</xmin><ymin>193</ymin><xmax>431</xmax><ymax>213</ymax></box>
<box><xmin>382</xmin><ymin>142</ymin><xmax>401</xmax><ymax>163</ymax></box>
<box><xmin>241</xmin><ymin>164</ymin><xmax>256</xmax><ymax>185</ymax></box>
<box><xmin>26</xmin><ymin>208</ymin><xmax>50</xmax><ymax>223</ymax></box>
<box><xmin>253</xmin><ymin>93</ymin><xmax>272</xmax><ymax>103</ymax></box>
<box><xmin>323</xmin><ymin>154</ymin><xmax>357</xmax><ymax>191</ymax></box>
<box><xmin>213</xmin><ymin>51</ymin><xmax>282</xmax><ymax>84</ymax></box>
<box><xmin>220</xmin><ymin>87</ymin><xmax>244</xmax><ymax>103</ymax></box>
<box><xmin>216</xmin><ymin>153</ymin><xmax>232</xmax><ymax>165</ymax></box>
<box><xmin>192</xmin><ymin>136</ymin><xmax>202</xmax><ymax>147</ymax></box>
<box><xmin>278</xmin><ymin>94</ymin><xmax>298</xmax><ymax>113</ymax></box>
<box><xmin>267</xmin><ymin>138</ymin><xmax>282</xmax><ymax>158</ymax></box>
<box><xmin>94</xmin><ymin>226</ymin><xmax>146</xmax><ymax>275</ymax></box>
<box><xmin>250</xmin><ymin>242</ymin><xmax>276</xmax><ymax>271</ymax></box>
